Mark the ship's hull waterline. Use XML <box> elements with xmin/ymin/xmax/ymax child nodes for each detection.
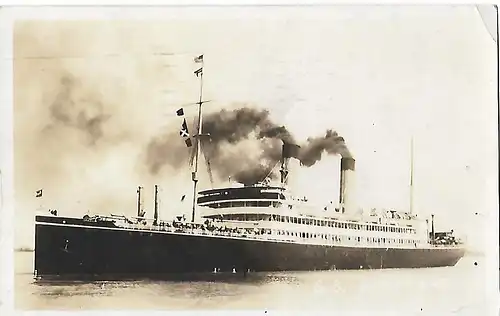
<box><xmin>34</xmin><ymin>216</ymin><xmax>465</xmax><ymax>280</ymax></box>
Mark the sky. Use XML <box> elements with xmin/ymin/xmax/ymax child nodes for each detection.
<box><xmin>5</xmin><ymin>5</ymin><xmax>498</xmax><ymax>251</ymax></box>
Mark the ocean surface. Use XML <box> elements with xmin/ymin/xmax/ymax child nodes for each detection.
<box><xmin>14</xmin><ymin>251</ymin><xmax>495</xmax><ymax>313</ymax></box>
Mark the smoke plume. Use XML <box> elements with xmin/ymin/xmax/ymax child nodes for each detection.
<box><xmin>44</xmin><ymin>75</ymin><xmax>112</xmax><ymax>146</ymax></box>
<box><xmin>145</xmin><ymin>106</ymin><xmax>351</xmax><ymax>185</ymax></box>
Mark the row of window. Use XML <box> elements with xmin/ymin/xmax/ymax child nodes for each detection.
<box><xmin>209</xmin><ymin>213</ymin><xmax>416</xmax><ymax>235</ymax></box>
<box><xmin>204</xmin><ymin>201</ymin><xmax>280</xmax><ymax>208</ymax></box>
<box><xmin>268</xmin><ymin>229</ymin><xmax>421</xmax><ymax>246</ymax></box>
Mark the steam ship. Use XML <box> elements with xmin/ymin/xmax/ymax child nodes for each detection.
<box><xmin>33</xmin><ymin>55</ymin><xmax>465</xmax><ymax>280</ymax></box>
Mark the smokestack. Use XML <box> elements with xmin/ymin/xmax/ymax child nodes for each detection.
<box><xmin>281</xmin><ymin>143</ymin><xmax>300</xmax><ymax>186</ymax></box>
<box><xmin>137</xmin><ymin>186</ymin><xmax>144</xmax><ymax>217</ymax></box>
<box><xmin>339</xmin><ymin>157</ymin><xmax>356</xmax><ymax>213</ymax></box>
<box><xmin>431</xmin><ymin>214</ymin><xmax>435</xmax><ymax>243</ymax></box>
<box><xmin>153</xmin><ymin>185</ymin><xmax>159</xmax><ymax>226</ymax></box>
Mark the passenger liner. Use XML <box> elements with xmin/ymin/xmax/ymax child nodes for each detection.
<box><xmin>33</xmin><ymin>55</ymin><xmax>465</xmax><ymax>279</ymax></box>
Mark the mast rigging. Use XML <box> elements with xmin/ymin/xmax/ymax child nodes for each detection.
<box><xmin>190</xmin><ymin>54</ymin><xmax>210</xmax><ymax>222</ymax></box>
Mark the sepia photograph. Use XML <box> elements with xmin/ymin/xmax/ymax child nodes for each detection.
<box><xmin>1</xmin><ymin>4</ymin><xmax>498</xmax><ymax>314</ymax></box>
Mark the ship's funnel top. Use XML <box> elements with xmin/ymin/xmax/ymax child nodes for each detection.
<box><xmin>280</xmin><ymin>142</ymin><xmax>301</xmax><ymax>186</ymax></box>
<box><xmin>339</xmin><ymin>157</ymin><xmax>356</xmax><ymax>213</ymax></box>
<box><xmin>340</xmin><ymin>157</ymin><xmax>355</xmax><ymax>171</ymax></box>
<box><xmin>282</xmin><ymin>142</ymin><xmax>301</xmax><ymax>159</ymax></box>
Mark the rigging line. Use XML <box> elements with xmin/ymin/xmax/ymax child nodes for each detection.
<box><xmin>161</xmin><ymin>101</ymin><xmax>212</xmax><ymax>119</ymax></box>
<box><xmin>259</xmin><ymin>160</ymin><xmax>281</xmax><ymax>184</ymax></box>
<box><xmin>200</xmin><ymin>141</ymin><xmax>214</xmax><ymax>187</ymax></box>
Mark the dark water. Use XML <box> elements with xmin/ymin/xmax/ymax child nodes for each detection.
<box><xmin>14</xmin><ymin>252</ymin><xmax>494</xmax><ymax>313</ymax></box>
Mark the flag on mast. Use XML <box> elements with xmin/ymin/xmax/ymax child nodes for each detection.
<box><xmin>194</xmin><ymin>54</ymin><xmax>204</xmax><ymax>63</ymax></box>
<box><xmin>180</xmin><ymin>118</ymin><xmax>190</xmax><ymax>138</ymax></box>
<box><xmin>35</xmin><ymin>189</ymin><xmax>43</xmax><ymax>198</ymax></box>
<box><xmin>194</xmin><ymin>67</ymin><xmax>203</xmax><ymax>77</ymax></box>
<box><xmin>176</xmin><ymin>108</ymin><xmax>184</xmax><ymax>116</ymax></box>
<box><xmin>179</xmin><ymin>119</ymin><xmax>193</xmax><ymax>147</ymax></box>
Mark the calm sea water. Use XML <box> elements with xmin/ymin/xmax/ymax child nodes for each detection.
<box><xmin>14</xmin><ymin>251</ymin><xmax>494</xmax><ymax>313</ymax></box>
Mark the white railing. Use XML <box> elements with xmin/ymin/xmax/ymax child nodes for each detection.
<box><xmin>113</xmin><ymin>221</ymin><xmax>436</xmax><ymax>248</ymax></box>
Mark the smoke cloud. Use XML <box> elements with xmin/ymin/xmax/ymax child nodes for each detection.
<box><xmin>145</xmin><ymin>106</ymin><xmax>351</xmax><ymax>185</ymax></box>
<box><xmin>44</xmin><ymin>74</ymin><xmax>112</xmax><ymax>146</ymax></box>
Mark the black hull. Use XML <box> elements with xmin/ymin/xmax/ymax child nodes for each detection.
<box><xmin>34</xmin><ymin>216</ymin><xmax>465</xmax><ymax>280</ymax></box>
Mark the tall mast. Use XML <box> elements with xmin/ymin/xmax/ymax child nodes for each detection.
<box><xmin>153</xmin><ymin>184</ymin><xmax>159</xmax><ymax>226</ymax></box>
<box><xmin>191</xmin><ymin>54</ymin><xmax>204</xmax><ymax>223</ymax></box>
<box><xmin>409</xmin><ymin>136</ymin><xmax>414</xmax><ymax>215</ymax></box>
<box><xmin>137</xmin><ymin>185</ymin><xmax>143</xmax><ymax>217</ymax></box>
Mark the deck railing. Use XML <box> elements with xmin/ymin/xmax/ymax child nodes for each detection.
<box><xmin>113</xmin><ymin>220</ymin><xmax>440</xmax><ymax>249</ymax></box>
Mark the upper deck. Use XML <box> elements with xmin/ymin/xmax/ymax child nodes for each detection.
<box><xmin>197</xmin><ymin>185</ymin><xmax>286</xmax><ymax>207</ymax></box>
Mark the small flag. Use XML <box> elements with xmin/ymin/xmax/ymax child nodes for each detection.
<box><xmin>176</xmin><ymin>108</ymin><xmax>184</xmax><ymax>116</ymax></box>
<box><xmin>194</xmin><ymin>54</ymin><xmax>203</xmax><ymax>63</ymax></box>
<box><xmin>181</xmin><ymin>195</ymin><xmax>186</xmax><ymax>201</ymax></box>
<box><xmin>36</xmin><ymin>189</ymin><xmax>42</xmax><ymax>198</ymax></box>
<box><xmin>194</xmin><ymin>67</ymin><xmax>203</xmax><ymax>77</ymax></box>
<box><xmin>180</xmin><ymin>118</ymin><xmax>189</xmax><ymax>137</ymax></box>
<box><xmin>185</xmin><ymin>138</ymin><xmax>193</xmax><ymax>147</ymax></box>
